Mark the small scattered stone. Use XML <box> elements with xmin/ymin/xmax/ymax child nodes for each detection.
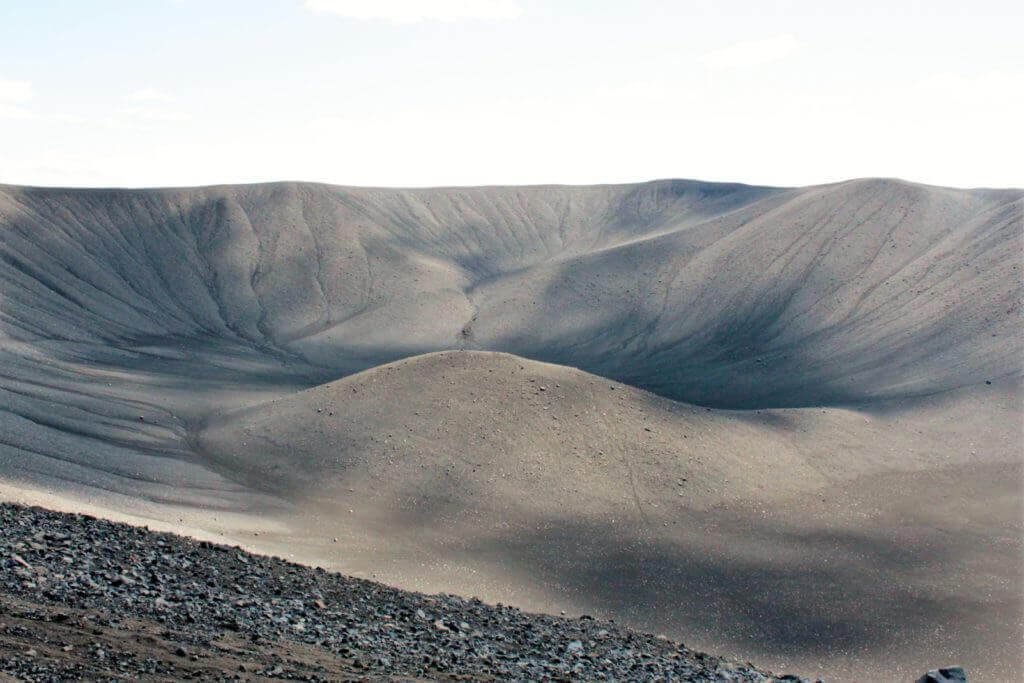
<box><xmin>0</xmin><ymin>501</ymin><xmax>794</xmax><ymax>681</ymax></box>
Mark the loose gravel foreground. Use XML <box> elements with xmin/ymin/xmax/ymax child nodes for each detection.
<box><xmin>0</xmin><ymin>503</ymin><xmax>816</xmax><ymax>682</ymax></box>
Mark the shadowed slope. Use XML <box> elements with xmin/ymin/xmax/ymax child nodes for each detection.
<box><xmin>0</xmin><ymin>180</ymin><xmax>775</xmax><ymax>354</ymax></box>
<box><xmin>469</xmin><ymin>179</ymin><xmax>1023</xmax><ymax>406</ymax></box>
<box><xmin>1</xmin><ymin>179</ymin><xmax>1019</xmax><ymax>407</ymax></box>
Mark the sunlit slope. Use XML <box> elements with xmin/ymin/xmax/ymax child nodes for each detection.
<box><xmin>199</xmin><ymin>349</ymin><xmax>1020</xmax><ymax>517</ymax></box>
<box><xmin>197</xmin><ymin>350</ymin><xmax>1023</xmax><ymax>683</ymax></box>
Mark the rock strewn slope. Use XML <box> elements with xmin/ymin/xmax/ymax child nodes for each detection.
<box><xmin>0</xmin><ymin>502</ymin><xmax>801</xmax><ymax>682</ymax></box>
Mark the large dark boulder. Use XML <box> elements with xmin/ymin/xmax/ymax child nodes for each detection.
<box><xmin>916</xmin><ymin>667</ymin><xmax>966</xmax><ymax>683</ymax></box>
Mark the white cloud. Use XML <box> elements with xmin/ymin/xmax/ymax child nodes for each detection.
<box><xmin>126</xmin><ymin>88</ymin><xmax>174</xmax><ymax>103</ymax></box>
<box><xmin>0</xmin><ymin>76</ymin><xmax>33</xmax><ymax>103</ymax></box>
<box><xmin>595</xmin><ymin>80</ymin><xmax>673</xmax><ymax>102</ymax></box>
<box><xmin>0</xmin><ymin>104</ymin><xmax>32</xmax><ymax>120</ymax></box>
<box><xmin>305</xmin><ymin>0</ymin><xmax>523</xmax><ymax>23</ymax></box>
<box><xmin>119</xmin><ymin>106</ymin><xmax>191</xmax><ymax>123</ymax></box>
<box><xmin>917</xmin><ymin>71</ymin><xmax>1024</xmax><ymax>104</ymax></box>
<box><xmin>700</xmin><ymin>35</ymin><xmax>804</xmax><ymax>69</ymax></box>
<box><xmin>52</xmin><ymin>113</ymin><xmax>89</xmax><ymax>125</ymax></box>
<box><xmin>117</xmin><ymin>90</ymin><xmax>188</xmax><ymax>126</ymax></box>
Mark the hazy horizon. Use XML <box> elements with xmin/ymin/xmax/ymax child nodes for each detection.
<box><xmin>2</xmin><ymin>0</ymin><xmax>1021</xmax><ymax>189</ymax></box>
<box><xmin>3</xmin><ymin>175</ymin><xmax>1022</xmax><ymax>193</ymax></box>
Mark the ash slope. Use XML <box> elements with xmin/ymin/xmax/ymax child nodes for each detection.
<box><xmin>0</xmin><ymin>178</ymin><xmax>1020</xmax><ymax>407</ymax></box>
<box><xmin>200</xmin><ymin>349</ymin><xmax>1019</xmax><ymax>514</ymax></box>
<box><xmin>0</xmin><ymin>178</ymin><xmax>1022</xmax><ymax>681</ymax></box>
<box><xmin>198</xmin><ymin>350</ymin><xmax>1022</xmax><ymax>682</ymax></box>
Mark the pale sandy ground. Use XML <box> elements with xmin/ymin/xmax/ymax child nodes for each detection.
<box><xmin>1</xmin><ymin>178</ymin><xmax>1021</xmax><ymax>681</ymax></box>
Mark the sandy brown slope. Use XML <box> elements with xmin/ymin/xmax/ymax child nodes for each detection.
<box><xmin>198</xmin><ymin>351</ymin><xmax>1022</xmax><ymax>683</ymax></box>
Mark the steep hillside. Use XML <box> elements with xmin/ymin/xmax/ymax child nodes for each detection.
<box><xmin>1</xmin><ymin>179</ymin><xmax>1019</xmax><ymax>406</ymax></box>
<box><xmin>0</xmin><ymin>178</ymin><xmax>1021</xmax><ymax>681</ymax></box>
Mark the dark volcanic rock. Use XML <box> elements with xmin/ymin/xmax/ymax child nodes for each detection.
<box><xmin>916</xmin><ymin>667</ymin><xmax>967</xmax><ymax>683</ymax></box>
<box><xmin>0</xmin><ymin>502</ymin><xmax>811</xmax><ymax>681</ymax></box>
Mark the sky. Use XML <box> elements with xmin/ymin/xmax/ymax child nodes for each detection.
<box><xmin>1</xmin><ymin>0</ymin><xmax>1021</xmax><ymax>189</ymax></box>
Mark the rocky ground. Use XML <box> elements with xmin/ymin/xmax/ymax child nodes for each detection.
<box><xmin>0</xmin><ymin>502</ymin><xmax>812</xmax><ymax>682</ymax></box>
